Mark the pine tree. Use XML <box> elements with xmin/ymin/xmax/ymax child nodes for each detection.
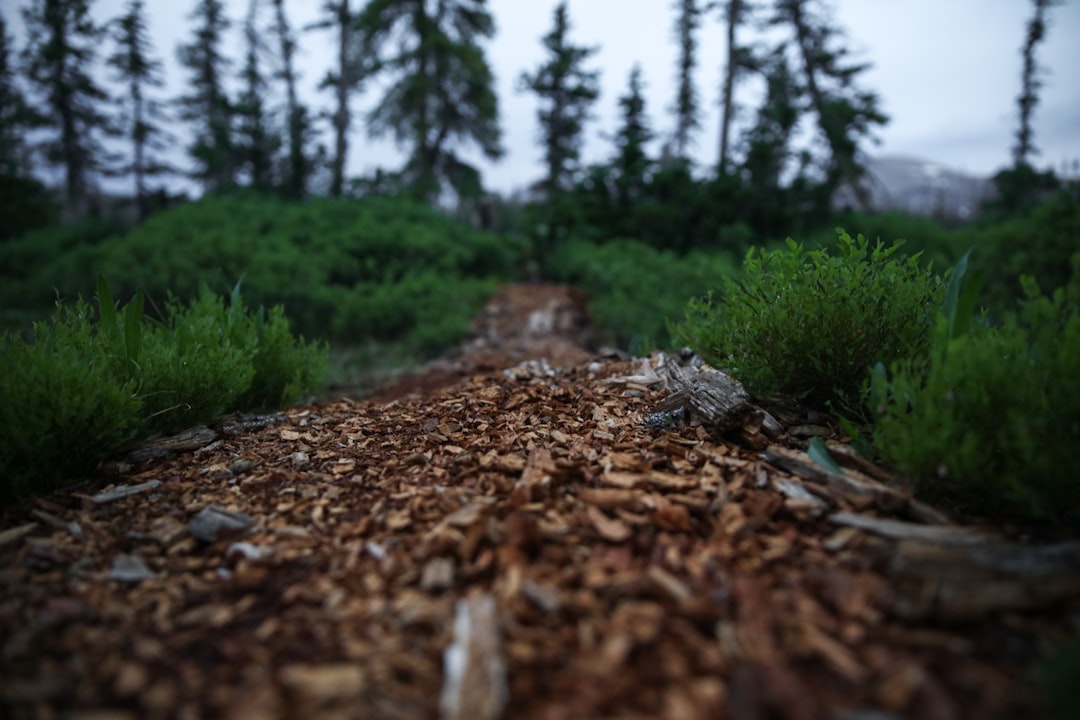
<box><xmin>176</xmin><ymin>0</ymin><xmax>236</xmax><ymax>192</ymax></box>
<box><xmin>739</xmin><ymin>45</ymin><xmax>802</xmax><ymax>233</ymax></box>
<box><xmin>518</xmin><ymin>1</ymin><xmax>600</xmax><ymax>196</ymax></box>
<box><xmin>716</xmin><ymin>0</ymin><xmax>757</xmax><ymax>174</ymax></box>
<box><xmin>106</xmin><ymin>0</ymin><xmax>173</xmax><ymax>218</ymax></box>
<box><xmin>670</xmin><ymin>0</ymin><xmax>701</xmax><ymax>162</ymax></box>
<box><xmin>234</xmin><ymin>0</ymin><xmax>278</xmax><ymax>190</ymax></box>
<box><xmin>20</xmin><ymin>0</ymin><xmax>115</xmax><ymax>214</ymax></box>
<box><xmin>0</xmin><ymin>15</ymin><xmax>38</xmax><ymax>178</ymax></box>
<box><xmin>356</xmin><ymin>0</ymin><xmax>502</xmax><ymax>202</ymax></box>
<box><xmin>612</xmin><ymin>64</ymin><xmax>653</xmax><ymax>207</ymax></box>
<box><xmin>271</xmin><ymin>0</ymin><xmax>313</xmax><ymax>199</ymax></box>
<box><xmin>770</xmin><ymin>0</ymin><xmax>887</xmax><ymax>209</ymax></box>
<box><xmin>308</xmin><ymin>0</ymin><xmax>369</xmax><ymax>197</ymax></box>
<box><xmin>1014</xmin><ymin>0</ymin><xmax>1059</xmax><ymax>168</ymax></box>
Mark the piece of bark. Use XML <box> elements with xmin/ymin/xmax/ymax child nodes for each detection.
<box><xmin>440</xmin><ymin>594</ymin><xmax>507</xmax><ymax>720</ymax></box>
<box><xmin>762</xmin><ymin>446</ymin><xmax>948</xmax><ymax>523</ymax></box>
<box><xmin>652</xmin><ymin>360</ymin><xmax>780</xmax><ymax>436</ymax></box>
<box><xmin>88</xmin><ymin>480</ymin><xmax>161</xmax><ymax>505</ymax></box>
<box><xmin>887</xmin><ymin>537</ymin><xmax>1080</xmax><ymax>621</ymax></box>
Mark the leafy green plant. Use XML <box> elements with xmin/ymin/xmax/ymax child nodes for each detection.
<box><xmin>0</xmin><ymin>279</ymin><xmax>327</xmax><ymax>505</ymax></box>
<box><xmin>671</xmin><ymin>230</ymin><xmax>944</xmax><ymax>415</ymax></box>
<box><xmin>0</xmin><ymin>298</ymin><xmax>142</xmax><ymax>503</ymax></box>
<box><xmin>548</xmin><ymin>238</ymin><xmax>738</xmax><ymax>352</ymax></box>
<box><xmin>870</xmin><ymin>256</ymin><xmax>1080</xmax><ymax>532</ymax></box>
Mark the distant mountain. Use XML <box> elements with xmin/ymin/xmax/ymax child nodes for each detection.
<box><xmin>837</xmin><ymin>155</ymin><xmax>996</xmax><ymax>220</ymax></box>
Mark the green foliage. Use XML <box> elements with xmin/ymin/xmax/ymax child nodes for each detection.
<box><xmin>0</xmin><ymin>278</ymin><xmax>327</xmax><ymax>505</ymax></box>
<box><xmin>671</xmin><ymin>229</ymin><xmax>944</xmax><ymax>414</ymax></box>
<box><xmin>0</xmin><ymin>194</ymin><xmax>516</xmax><ymax>354</ymax></box>
<box><xmin>0</xmin><ymin>299</ymin><xmax>142</xmax><ymax>503</ymax></box>
<box><xmin>549</xmin><ymin>238</ymin><xmax>737</xmax><ymax>353</ymax></box>
<box><xmin>871</xmin><ymin>258</ymin><xmax>1080</xmax><ymax>532</ymax></box>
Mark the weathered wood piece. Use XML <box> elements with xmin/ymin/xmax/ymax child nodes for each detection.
<box><xmin>888</xmin><ymin>537</ymin><xmax>1080</xmax><ymax>621</ymax></box>
<box><xmin>652</xmin><ymin>358</ymin><xmax>781</xmax><ymax>436</ymax></box>
<box><xmin>763</xmin><ymin>446</ymin><xmax>949</xmax><ymax>523</ymax></box>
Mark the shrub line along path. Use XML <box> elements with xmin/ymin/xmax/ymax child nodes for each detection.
<box><xmin>1</xmin><ymin>284</ymin><xmax>1077</xmax><ymax>719</ymax></box>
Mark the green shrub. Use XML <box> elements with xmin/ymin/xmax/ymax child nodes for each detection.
<box><xmin>0</xmin><ymin>279</ymin><xmax>328</xmax><ymax>504</ymax></box>
<box><xmin>871</xmin><ymin>257</ymin><xmax>1080</xmax><ymax>532</ymax></box>
<box><xmin>0</xmin><ymin>299</ymin><xmax>142</xmax><ymax>503</ymax></box>
<box><xmin>671</xmin><ymin>230</ymin><xmax>945</xmax><ymax>415</ymax></box>
<box><xmin>548</xmin><ymin>238</ymin><xmax>738</xmax><ymax>353</ymax></box>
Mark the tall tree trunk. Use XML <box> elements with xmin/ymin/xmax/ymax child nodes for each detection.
<box><xmin>717</xmin><ymin>0</ymin><xmax>741</xmax><ymax>175</ymax></box>
<box><xmin>786</xmin><ymin>0</ymin><xmax>872</xmax><ymax>209</ymax></box>
<box><xmin>330</xmin><ymin>0</ymin><xmax>350</xmax><ymax>197</ymax></box>
<box><xmin>272</xmin><ymin>0</ymin><xmax>305</xmax><ymax>198</ymax></box>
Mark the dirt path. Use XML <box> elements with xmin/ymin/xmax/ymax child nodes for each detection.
<box><xmin>0</xmin><ymin>284</ymin><xmax>1075</xmax><ymax>719</ymax></box>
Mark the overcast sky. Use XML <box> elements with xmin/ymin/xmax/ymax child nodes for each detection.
<box><xmin>4</xmin><ymin>0</ymin><xmax>1079</xmax><ymax>194</ymax></box>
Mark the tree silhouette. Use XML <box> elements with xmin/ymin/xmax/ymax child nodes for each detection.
<box><xmin>357</xmin><ymin>0</ymin><xmax>502</xmax><ymax>202</ymax></box>
<box><xmin>106</xmin><ymin>0</ymin><xmax>173</xmax><ymax>218</ymax></box>
<box><xmin>670</xmin><ymin>0</ymin><xmax>702</xmax><ymax>162</ymax></box>
<box><xmin>20</xmin><ymin>0</ymin><xmax>115</xmax><ymax>214</ymax></box>
<box><xmin>612</xmin><ymin>64</ymin><xmax>653</xmax><ymax>208</ymax></box>
<box><xmin>176</xmin><ymin>0</ymin><xmax>236</xmax><ymax>193</ymax></box>
<box><xmin>1014</xmin><ymin>0</ymin><xmax>1059</xmax><ymax>168</ymax></box>
<box><xmin>271</xmin><ymin>0</ymin><xmax>313</xmax><ymax>198</ymax></box>
<box><xmin>0</xmin><ymin>15</ymin><xmax>38</xmax><ymax>178</ymax></box>
<box><xmin>518</xmin><ymin>1</ymin><xmax>600</xmax><ymax>197</ymax></box>
<box><xmin>234</xmin><ymin>0</ymin><xmax>278</xmax><ymax>191</ymax></box>
<box><xmin>771</xmin><ymin>0</ymin><xmax>887</xmax><ymax>210</ymax></box>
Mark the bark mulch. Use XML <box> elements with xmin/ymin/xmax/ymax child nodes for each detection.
<box><xmin>1</xmin><ymin>284</ymin><xmax>1077</xmax><ymax>720</ymax></box>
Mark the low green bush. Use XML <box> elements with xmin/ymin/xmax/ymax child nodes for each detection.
<box><xmin>548</xmin><ymin>238</ymin><xmax>738</xmax><ymax>353</ymax></box>
<box><xmin>0</xmin><ymin>279</ymin><xmax>327</xmax><ymax>504</ymax></box>
<box><xmin>671</xmin><ymin>230</ymin><xmax>945</xmax><ymax>415</ymax></box>
<box><xmin>871</xmin><ymin>256</ymin><xmax>1080</xmax><ymax>532</ymax></box>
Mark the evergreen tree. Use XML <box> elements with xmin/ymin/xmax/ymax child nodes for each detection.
<box><xmin>612</xmin><ymin>64</ymin><xmax>653</xmax><ymax>208</ymax></box>
<box><xmin>309</xmin><ymin>0</ymin><xmax>368</xmax><ymax>197</ymax></box>
<box><xmin>0</xmin><ymin>16</ymin><xmax>38</xmax><ymax>177</ymax></box>
<box><xmin>356</xmin><ymin>0</ymin><xmax>503</xmax><ymax>202</ymax></box>
<box><xmin>1014</xmin><ymin>0</ymin><xmax>1059</xmax><ymax>168</ymax></box>
<box><xmin>20</xmin><ymin>0</ymin><xmax>114</xmax><ymax>214</ymax></box>
<box><xmin>176</xmin><ymin>0</ymin><xmax>236</xmax><ymax>192</ymax></box>
<box><xmin>670</xmin><ymin>0</ymin><xmax>701</xmax><ymax>162</ymax></box>
<box><xmin>518</xmin><ymin>1</ymin><xmax>600</xmax><ymax>196</ymax></box>
<box><xmin>770</xmin><ymin>0</ymin><xmax>887</xmax><ymax>209</ymax></box>
<box><xmin>106</xmin><ymin>0</ymin><xmax>173</xmax><ymax>218</ymax></box>
<box><xmin>716</xmin><ymin>0</ymin><xmax>757</xmax><ymax>174</ymax></box>
<box><xmin>271</xmin><ymin>0</ymin><xmax>313</xmax><ymax>198</ymax></box>
<box><xmin>739</xmin><ymin>45</ymin><xmax>802</xmax><ymax>234</ymax></box>
<box><xmin>234</xmin><ymin>0</ymin><xmax>278</xmax><ymax>190</ymax></box>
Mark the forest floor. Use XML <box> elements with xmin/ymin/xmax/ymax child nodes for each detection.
<box><xmin>1</xmin><ymin>284</ymin><xmax>1078</xmax><ymax>720</ymax></box>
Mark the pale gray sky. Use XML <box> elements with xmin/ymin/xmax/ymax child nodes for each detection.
<box><xmin>4</xmin><ymin>0</ymin><xmax>1079</xmax><ymax>194</ymax></box>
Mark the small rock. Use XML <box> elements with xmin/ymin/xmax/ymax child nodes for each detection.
<box><xmin>229</xmin><ymin>458</ymin><xmax>256</xmax><ymax>475</ymax></box>
<box><xmin>188</xmin><ymin>505</ymin><xmax>255</xmax><ymax>543</ymax></box>
<box><xmin>226</xmin><ymin>541</ymin><xmax>272</xmax><ymax>561</ymax></box>
<box><xmin>108</xmin><ymin>555</ymin><xmax>156</xmax><ymax>583</ymax></box>
<box><xmin>291</xmin><ymin>452</ymin><xmax>310</xmax><ymax>470</ymax></box>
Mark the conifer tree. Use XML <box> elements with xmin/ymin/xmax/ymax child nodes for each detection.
<box><xmin>106</xmin><ymin>0</ymin><xmax>173</xmax><ymax>218</ymax></box>
<box><xmin>716</xmin><ymin>0</ymin><xmax>757</xmax><ymax>174</ymax></box>
<box><xmin>612</xmin><ymin>64</ymin><xmax>653</xmax><ymax>207</ymax></box>
<box><xmin>271</xmin><ymin>0</ymin><xmax>313</xmax><ymax>198</ymax></box>
<box><xmin>0</xmin><ymin>16</ymin><xmax>38</xmax><ymax>178</ymax></box>
<box><xmin>20</xmin><ymin>0</ymin><xmax>114</xmax><ymax>213</ymax></box>
<box><xmin>309</xmin><ymin>0</ymin><xmax>368</xmax><ymax>197</ymax></box>
<box><xmin>770</xmin><ymin>0</ymin><xmax>886</xmax><ymax>208</ymax></box>
<box><xmin>670</xmin><ymin>0</ymin><xmax>701</xmax><ymax>162</ymax></box>
<box><xmin>176</xmin><ymin>0</ymin><xmax>236</xmax><ymax>192</ymax></box>
<box><xmin>356</xmin><ymin>0</ymin><xmax>502</xmax><ymax>202</ymax></box>
<box><xmin>518</xmin><ymin>1</ymin><xmax>600</xmax><ymax>196</ymax></box>
<box><xmin>234</xmin><ymin>0</ymin><xmax>278</xmax><ymax>190</ymax></box>
<box><xmin>1014</xmin><ymin>0</ymin><xmax>1058</xmax><ymax>168</ymax></box>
